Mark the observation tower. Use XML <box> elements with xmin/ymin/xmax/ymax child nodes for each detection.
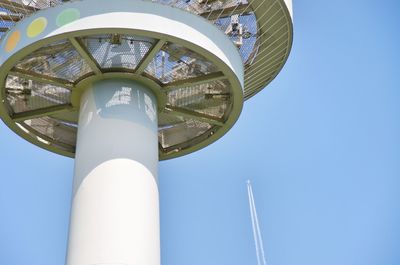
<box><xmin>0</xmin><ymin>0</ymin><xmax>293</xmax><ymax>264</ymax></box>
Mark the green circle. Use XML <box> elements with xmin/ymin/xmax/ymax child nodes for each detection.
<box><xmin>56</xmin><ymin>8</ymin><xmax>80</xmax><ymax>27</ymax></box>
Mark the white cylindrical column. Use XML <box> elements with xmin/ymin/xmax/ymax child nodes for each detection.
<box><xmin>67</xmin><ymin>79</ymin><xmax>159</xmax><ymax>265</ymax></box>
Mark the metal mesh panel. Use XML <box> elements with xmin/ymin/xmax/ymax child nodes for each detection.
<box><xmin>145</xmin><ymin>42</ymin><xmax>219</xmax><ymax>84</ymax></box>
<box><xmin>164</xmin><ymin>0</ymin><xmax>247</xmax><ymax>15</ymax></box>
<box><xmin>82</xmin><ymin>34</ymin><xmax>155</xmax><ymax>70</ymax></box>
<box><xmin>5</xmin><ymin>75</ymin><xmax>70</xmax><ymax>114</ymax></box>
<box><xmin>1</xmin><ymin>0</ymin><xmax>61</xmax><ymax>11</ymax></box>
<box><xmin>23</xmin><ymin>116</ymin><xmax>77</xmax><ymax>147</ymax></box>
<box><xmin>167</xmin><ymin>79</ymin><xmax>231</xmax><ymax>119</ymax></box>
<box><xmin>159</xmin><ymin>118</ymin><xmax>212</xmax><ymax>148</ymax></box>
<box><xmin>0</xmin><ymin>2</ymin><xmax>32</xmax><ymax>17</ymax></box>
<box><xmin>14</xmin><ymin>39</ymin><xmax>93</xmax><ymax>82</ymax></box>
<box><xmin>158</xmin><ymin>111</ymin><xmax>185</xmax><ymax>129</ymax></box>
<box><xmin>238</xmin><ymin>14</ymin><xmax>258</xmax><ymax>63</ymax></box>
<box><xmin>0</xmin><ymin>8</ymin><xmax>16</xmax><ymax>39</ymax></box>
<box><xmin>214</xmin><ymin>13</ymin><xmax>258</xmax><ymax>63</ymax></box>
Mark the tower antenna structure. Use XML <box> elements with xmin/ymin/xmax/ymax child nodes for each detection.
<box><xmin>0</xmin><ymin>0</ymin><xmax>293</xmax><ymax>264</ymax></box>
<box><xmin>247</xmin><ymin>180</ymin><xmax>267</xmax><ymax>265</ymax></box>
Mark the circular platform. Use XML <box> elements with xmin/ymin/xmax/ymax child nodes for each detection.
<box><xmin>0</xmin><ymin>0</ymin><xmax>247</xmax><ymax>159</ymax></box>
<box><xmin>0</xmin><ymin>0</ymin><xmax>293</xmax><ymax>159</ymax></box>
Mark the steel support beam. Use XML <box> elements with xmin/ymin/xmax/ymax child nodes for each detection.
<box><xmin>0</xmin><ymin>13</ymin><xmax>21</xmax><ymax>21</ymax></box>
<box><xmin>11</xmin><ymin>104</ymin><xmax>73</xmax><ymax>122</ymax></box>
<box><xmin>165</xmin><ymin>105</ymin><xmax>224</xmax><ymax>126</ymax></box>
<box><xmin>200</xmin><ymin>4</ymin><xmax>251</xmax><ymax>20</ymax></box>
<box><xmin>10</xmin><ymin>69</ymin><xmax>74</xmax><ymax>89</ymax></box>
<box><xmin>136</xmin><ymin>39</ymin><xmax>165</xmax><ymax>74</ymax></box>
<box><xmin>0</xmin><ymin>0</ymin><xmax>38</xmax><ymax>12</ymax></box>
<box><xmin>162</xmin><ymin>71</ymin><xmax>226</xmax><ymax>92</ymax></box>
<box><xmin>69</xmin><ymin>37</ymin><xmax>103</xmax><ymax>75</ymax></box>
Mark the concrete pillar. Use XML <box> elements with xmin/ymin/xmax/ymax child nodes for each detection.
<box><xmin>67</xmin><ymin>79</ymin><xmax>159</xmax><ymax>265</ymax></box>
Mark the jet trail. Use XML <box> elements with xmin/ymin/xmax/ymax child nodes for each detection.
<box><xmin>247</xmin><ymin>180</ymin><xmax>267</xmax><ymax>265</ymax></box>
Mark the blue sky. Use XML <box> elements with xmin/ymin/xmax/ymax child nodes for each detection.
<box><xmin>1</xmin><ymin>1</ymin><xmax>400</xmax><ymax>265</ymax></box>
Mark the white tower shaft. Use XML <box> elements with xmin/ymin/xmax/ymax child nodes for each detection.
<box><xmin>67</xmin><ymin>79</ymin><xmax>159</xmax><ymax>265</ymax></box>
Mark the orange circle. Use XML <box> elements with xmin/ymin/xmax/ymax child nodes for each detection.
<box><xmin>5</xmin><ymin>31</ymin><xmax>21</xmax><ymax>52</ymax></box>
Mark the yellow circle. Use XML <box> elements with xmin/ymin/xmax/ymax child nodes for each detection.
<box><xmin>27</xmin><ymin>17</ymin><xmax>47</xmax><ymax>38</ymax></box>
<box><xmin>5</xmin><ymin>31</ymin><xmax>21</xmax><ymax>52</ymax></box>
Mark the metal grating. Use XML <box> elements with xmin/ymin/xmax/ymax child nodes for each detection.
<box><xmin>238</xmin><ymin>14</ymin><xmax>258</xmax><ymax>63</ymax></box>
<box><xmin>145</xmin><ymin>42</ymin><xmax>219</xmax><ymax>84</ymax></box>
<box><xmin>158</xmin><ymin>111</ymin><xmax>185</xmax><ymax>129</ymax></box>
<box><xmin>166</xmin><ymin>79</ymin><xmax>231</xmax><ymax>119</ymax></box>
<box><xmin>158</xmin><ymin>117</ymin><xmax>212</xmax><ymax>149</ymax></box>
<box><xmin>5</xmin><ymin>74</ymin><xmax>70</xmax><ymax>114</ymax></box>
<box><xmin>213</xmin><ymin>12</ymin><xmax>258</xmax><ymax>63</ymax></box>
<box><xmin>82</xmin><ymin>34</ymin><xmax>156</xmax><ymax>71</ymax></box>
<box><xmin>14</xmin><ymin>39</ymin><xmax>93</xmax><ymax>82</ymax></box>
<box><xmin>0</xmin><ymin>8</ymin><xmax>16</xmax><ymax>39</ymax></box>
<box><xmin>23</xmin><ymin>116</ymin><xmax>77</xmax><ymax>148</ymax></box>
<box><xmin>243</xmin><ymin>0</ymin><xmax>292</xmax><ymax>98</ymax></box>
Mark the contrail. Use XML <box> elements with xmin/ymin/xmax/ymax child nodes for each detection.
<box><xmin>247</xmin><ymin>180</ymin><xmax>267</xmax><ymax>265</ymax></box>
